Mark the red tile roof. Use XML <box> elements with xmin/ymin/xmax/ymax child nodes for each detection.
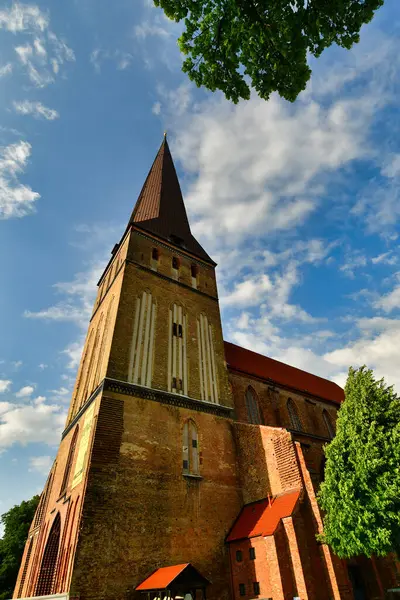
<box><xmin>224</xmin><ymin>341</ymin><xmax>344</xmax><ymax>404</ymax></box>
<box><xmin>136</xmin><ymin>564</ymin><xmax>189</xmax><ymax>590</ymax></box>
<box><xmin>226</xmin><ymin>490</ymin><xmax>301</xmax><ymax>542</ymax></box>
<box><xmin>127</xmin><ymin>136</ymin><xmax>214</xmax><ymax>264</ymax></box>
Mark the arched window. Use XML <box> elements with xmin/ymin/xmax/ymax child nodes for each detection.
<box><xmin>182</xmin><ymin>420</ymin><xmax>199</xmax><ymax>475</ymax></box>
<box><xmin>245</xmin><ymin>387</ymin><xmax>263</xmax><ymax>425</ymax></box>
<box><xmin>18</xmin><ymin>536</ymin><xmax>33</xmax><ymax>597</ymax></box>
<box><xmin>287</xmin><ymin>398</ymin><xmax>303</xmax><ymax>431</ymax></box>
<box><xmin>36</xmin><ymin>513</ymin><xmax>61</xmax><ymax>596</ymax></box>
<box><xmin>59</xmin><ymin>426</ymin><xmax>79</xmax><ymax>496</ymax></box>
<box><xmin>323</xmin><ymin>409</ymin><xmax>335</xmax><ymax>439</ymax></box>
<box><xmin>34</xmin><ymin>467</ymin><xmax>54</xmax><ymax>528</ymax></box>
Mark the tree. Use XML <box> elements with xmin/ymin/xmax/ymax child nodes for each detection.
<box><xmin>0</xmin><ymin>496</ymin><xmax>39</xmax><ymax>600</ymax></box>
<box><xmin>154</xmin><ymin>0</ymin><xmax>384</xmax><ymax>103</ymax></box>
<box><xmin>318</xmin><ymin>367</ymin><xmax>400</xmax><ymax>558</ymax></box>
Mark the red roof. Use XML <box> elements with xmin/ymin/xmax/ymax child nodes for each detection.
<box><xmin>224</xmin><ymin>341</ymin><xmax>344</xmax><ymax>404</ymax></box>
<box><xmin>226</xmin><ymin>490</ymin><xmax>301</xmax><ymax>542</ymax></box>
<box><xmin>136</xmin><ymin>564</ymin><xmax>189</xmax><ymax>590</ymax></box>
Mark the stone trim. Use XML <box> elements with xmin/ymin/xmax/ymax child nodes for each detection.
<box><xmin>62</xmin><ymin>383</ymin><xmax>103</xmax><ymax>439</ymax></box>
<box><xmin>103</xmin><ymin>378</ymin><xmax>233</xmax><ymax>417</ymax></box>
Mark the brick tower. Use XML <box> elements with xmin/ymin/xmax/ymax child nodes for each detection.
<box><xmin>14</xmin><ymin>137</ymin><xmax>400</xmax><ymax>600</ymax></box>
<box><xmin>14</xmin><ymin>136</ymin><xmax>242</xmax><ymax>600</ymax></box>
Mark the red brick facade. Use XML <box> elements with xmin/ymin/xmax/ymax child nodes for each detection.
<box><xmin>13</xmin><ymin>138</ymin><xmax>400</xmax><ymax>600</ymax></box>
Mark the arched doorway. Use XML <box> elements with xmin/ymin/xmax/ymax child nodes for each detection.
<box><xmin>36</xmin><ymin>513</ymin><xmax>61</xmax><ymax>596</ymax></box>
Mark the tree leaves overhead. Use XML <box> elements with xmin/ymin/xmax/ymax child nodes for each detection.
<box><xmin>0</xmin><ymin>496</ymin><xmax>39</xmax><ymax>600</ymax></box>
<box><xmin>318</xmin><ymin>367</ymin><xmax>400</xmax><ymax>559</ymax></box>
<box><xmin>154</xmin><ymin>0</ymin><xmax>384</xmax><ymax>103</ymax></box>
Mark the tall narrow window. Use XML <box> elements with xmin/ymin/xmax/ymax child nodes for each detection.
<box><xmin>128</xmin><ymin>291</ymin><xmax>157</xmax><ymax>387</ymax></box>
<box><xmin>18</xmin><ymin>537</ymin><xmax>33</xmax><ymax>597</ymax></box>
<box><xmin>172</xmin><ymin>256</ymin><xmax>179</xmax><ymax>280</ymax></box>
<box><xmin>168</xmin><ymin>304</ymin><xmax>187</xmax><ymax>395</ymax></box>
<box><xmin>59</xmin><ymin>426</ymin><xmax>79</xmax><ymax>496</ymax></box>
<box><xmin>245</xmin><ymin>387</ymin><xmax>263</xmax><ymax>425</ymax></box>
<box><xmin>94</xmin><ymin>297</ymin><xmax>115</xmax><ymax>388</ymax></box>
<box><xmin>323</xmin><ymin>409</ymin><xmax>335</xmax><ymax>439</ymax></box>
<box><xmin>191</xmin><ymin>264</ymin><xmax>198</xmax><ymax>289</ymax></box>
<box><xmin>34</xmin><ymin>467</ymin><xmax>54</xmax><ymax>528</ymax></box>
<box><xmin>197</xmin><ymin>313</ymin><xmax>218</xmax><ymax>403</ymax></box>
<box><xmin>151</xmin><ymin>248</ymin><xmax>159</xmax><ymax>271</ymax></box>
<box><xmin>36</xmin><ymin>513</ymin><xmax>61</xmax><ymax>596</ymax></box>
<box><xmin>287</xmin><ymin>398</ymin><xmax>303</xmax><ymax>431</ymax></box>
<box><xmin>182</xmin><ymin>420</ymin><xmax>199</xmax><ymax>475</ymax></box>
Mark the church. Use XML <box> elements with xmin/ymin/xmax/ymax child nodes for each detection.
<box><xmin>13</xmin><ymin>137</ymin><xmax>399</xmax><ymax>600</ymax></box>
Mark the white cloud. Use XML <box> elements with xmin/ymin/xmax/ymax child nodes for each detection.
<box><xmin>15</xmin><ymin>385</ymin><xmax>34</xmax><ymax>398</ymax></box>
<box><xmin>371</xmin><ymin>251</ymin><xmax>397</xmax><ymax>266</ymax></box>
<box><xmin>0</xmin><ymin>380</ymin><xmax>12</xmax><ymax>393</ymax></box>
<box><xmin>0</xmin><ymin>140</ymin><xmax>40</xmax><ymax>219</ymax></box>
<box><xmin>134</xmin><ymin>21</ymin><xmax>171</xmax><ymax>40</ymax></box>
<box><xmin>29</xmin><ymin>455</ymin><xmax>52</xmax><ymax>475</ymax></box>
<box><xmin>38</xmin><ymin>363</ymin><xmax>47</xmax><ymax>370</ymax></box>
<box><xmin>0</xmin><ymin>63</ymin><xmax>12</xmax><ymax>77</ymax></box>
<box><xmin>0</xmin><ymin>3</ymin><xmax>48</xmax><ymax>33</ymax></box>
<box><xmin>374</xmin><ymin>282</ymin><xmax>400</xmax><ymax>313</ymax></box>
<box><xmin>0</xmin><ymin>398</ymin><xmax>65</xmax><ymax>449</ymax></box>
<box><xmin>0</xmin><ymin>4</ymin><xmax>75</xmax><ymax>87</ymax></box>
<box><xmin>339</xmin><ymin>251</ymin><xmax>367</xmax><ymax>279</ymax></box>
<box><xmin>152</xmin><ymin>101</ymin><xmax>161</xmax><ymax>116</ymax></box>
<box><xmin>90</xmin><ymin>48</ymin><xmax>133</xmax><ymax>73</ymax></box>
<box><xmin>13</xmin><ymin>100</ymin><xmax>59</xmax><ymax>120</ymax></box>
<box><xmin>382</xmin><ymin>154</ymin><xmax>400</xmax><ymax>178</ymax></box>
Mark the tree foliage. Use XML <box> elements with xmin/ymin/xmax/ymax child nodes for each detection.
<box><xmin>154</xmin><ymin>0</ymin><xmax>384</xmax><ymax>103</ymax></box>
<box><xmin>0</xmin><ymin>496</ymin><xmax>39</xmax><ymax>600</ymax></box>
<box><xmin>318</xmin><ymin>367</ymin><xmax>400</xmax><ymax>559</ymax></box>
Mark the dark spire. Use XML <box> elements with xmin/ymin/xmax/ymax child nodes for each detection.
<box><xmin>127</xmin><ymin>136</ymin><xmax>213</xmax><ymax>264</ymax></box>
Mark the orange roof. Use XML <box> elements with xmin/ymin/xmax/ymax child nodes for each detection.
<box><xmin>136</xmin><ymin>564</ymin><xmax>189</xmax><ymax>590</ymax></box>
<box><xmin>226</xmin><ymin>490</ymin><xmax>301</xmax><ymax>542</ymax></box>
<box><xmin>224</xmin><ymin>341</ymin><xmax>344</xmax><ymax>405</ymax></box>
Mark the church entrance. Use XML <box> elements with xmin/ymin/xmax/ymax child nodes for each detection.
<box><xmin>348</xmin><ymin>565</ymin><xmax>367</xmax><ymax>600</ymax></box>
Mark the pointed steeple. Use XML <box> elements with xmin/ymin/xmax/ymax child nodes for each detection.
<box><xmin>127</xmin><ymin>136</ymin><xmax>213</xmax><ymax>264</ymax></box>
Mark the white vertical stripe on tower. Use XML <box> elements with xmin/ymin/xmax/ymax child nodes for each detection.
<box><xmin>183</xmin><ymin>314</ymin><xmax>188</xmax><ymax>396</ymax></box>
<box><xmin>205</xmin><ymin>317</ymin><xmax>214</xmax><ymax>402</ymax></box>
<box><xmin>172</xmin><ymin>304</ymin><xmax>177</xmax><ymax>390</ymax></box>
<box><xmin>133</xmin><ymin>291</ymin><xmax>147</xmax><ymax>383</ymax></box>
<box><xmin>140</xmin><ymin>292</ymin><xmax>152</xmax><ymax>385</ymax></box>
<box><xmin>209</xmin><ymin>324</ymin><xmax>219</xmax><ymax>403</ymax></box>
<box><xmin>197</xmin><ymin>319</ymin><xmax>204</xmax><ymax>400</ymax></box>
<box><xmin>128</xmin><ymin>296</ymin><xmax>141</xmax><ymax>383</ymax></box>
<box><xmin>200</xmin><ymin>314</ymin><xmax>209</xmax><ymax>400</ymax></box>
<box><xmin>146</xmin><ymin>302</ymin><xmax>156</xmax><ymax>387</ymax></box>
<box><xmin>168</xmin><ymin>308</ymin><xmax>173</xmax><ymax>391</ymax></box>
<box><xmin>178</xmin><ymin>305</ymin><xmax>183</xmax><ymax>394</ymax></box>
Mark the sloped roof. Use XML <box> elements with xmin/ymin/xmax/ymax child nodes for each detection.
<box><xmin>226</xmin><ymin>490</ymin><xmax>301</xmax><ymax>542</ymax></box>
<box><xmin>127</xmin><ymin>136</ymin><xmax>214</xmax><ymax>265</ymax></box>
<box><xmin>136</xmin><ymin>565</ymin><xmax>189</xmax><ymax>591</ymax></box>
<box><xmin>224</xmin><ymin>341</ymin><xmax>344</xmax><ymax>405</ymax></box>
<box><xmin>136</xmin><ymin>564</ymin><xmax>210</xmax><ymax>591</ymax></box>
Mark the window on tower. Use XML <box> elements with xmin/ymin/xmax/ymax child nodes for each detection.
<box><xmin>172</xmin><ymin>256</ymin><xmax>180</xmax><ymax>280</ymax></box>
<box><xmin>323</xmin><ymin>409</ymin><xmax>335</xmax><ymax>439</ymax></box>
<box><xmin>191</xmin><ymin>264</ymin><xmax>198</xmax><ymax>289</ymax></box>
<box><xmin>182</xmin><ymin>419</ymin><xmax>199</xmax><ymax>476</ymax></box>
<box><xmin>151</xmin><ymin>248</ymin><xmax>159</xmax><ymax>271</ymax></box>
<box><xmin>245</xmin><ymin>387</ymin><xmax>263</xmax><ymax>425</ymax></box>
<box><xmin>287</xmin><ymin>398</ymin><xmax>303</xmax><ymax>431</ymax></box>
<box><xmin>169</xmin><ymin>304</ymin><xmax>187</xmax><ymax>395</ymax></box>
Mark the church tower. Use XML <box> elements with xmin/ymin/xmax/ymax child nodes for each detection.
<box><xmin>14</xmin><ymin>137</ymin><xmax>242</xmax><ymax>600</ymax></box>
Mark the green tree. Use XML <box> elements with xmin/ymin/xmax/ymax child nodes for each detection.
<box><xmin>0</xmin><ymin>496</ymin><xmax>39</xmax><ymax>600</ymax></box>
<box><xmin>318</xmin><ymin>367</ymin><xmax>400</xmax><ymax>558</ymax></box>
<box><xmin>154</xmin><ymin>0</ymin><xmax>384</xmax><ymax>103</ymax></box>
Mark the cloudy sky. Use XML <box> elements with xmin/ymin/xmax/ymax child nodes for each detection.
<box><xmin>1</xmin><ymin>0</ymin><xmax>400</xmax><ymax>521</ymax></box>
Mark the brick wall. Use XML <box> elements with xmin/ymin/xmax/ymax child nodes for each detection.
<box><xmin>70</xmin><ymin>390</ymin><xmax>242</xmax><ymax>600</ymax></box>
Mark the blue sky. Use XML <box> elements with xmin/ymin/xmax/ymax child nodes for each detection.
<box><xmin>1</xmin><ymin>0</ymin><xmax>400</xmax><ymax>523</ymax></box>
